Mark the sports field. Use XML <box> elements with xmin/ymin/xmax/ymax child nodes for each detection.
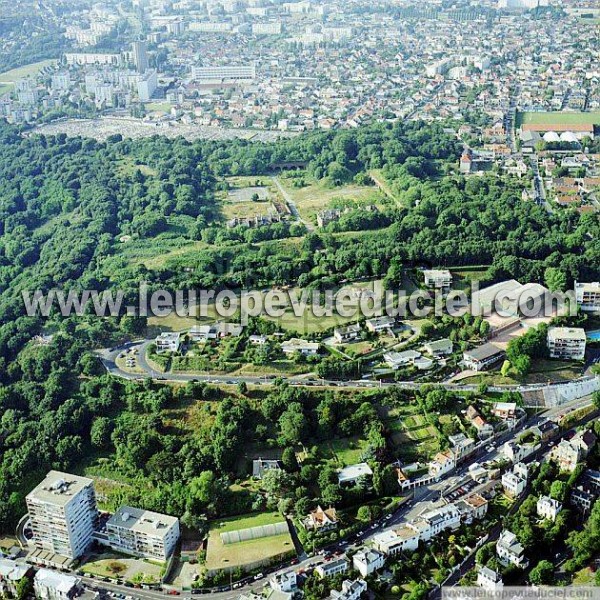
<box><xmin>516</xmin><ymin>111</ymin><xmax>600</xmax><ymax>127</ymax></box>
<box><xmin>205</xmin><ymin>512</ymin><xmax>295</xmax><ymax>573</ymax></box>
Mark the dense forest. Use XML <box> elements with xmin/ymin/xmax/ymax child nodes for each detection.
<box><xmin>0</xmin><ymin>116</ymin><xmax>598</xmax><ymax>531</ymax></box>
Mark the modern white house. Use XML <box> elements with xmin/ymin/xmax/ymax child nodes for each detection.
<box><xmin>106</xmin><ymin>506</ymin><xmax>180</xmax><ymax>560</ymax></box>
<box><xmin>372</xmin><ymin>526</ymin><xmax>420</xmax><ymax>556</ymax></box>
<box><xmin>269</xmin><ymin>571</ymin><xmax>297</xmax><ymax>594</ymax></box>
<box><xmin>423</xmin><ymin>269</ymin><xmax>452</xmax><ymax>291</ymax></box>
<box><xmin>34</xmin><ymin>569</ymin><xmax>80</xmax><ymax>600</ymax></box>
<box><xmin>352</xmin><ymin>548</ymin><xmax>385</xmax><ymax>577</ymax></box>
<box><xmin>496</xmin><ymin>530</ymin><xmax>529</xmax><ymax>569</ymax></box>
<box><xmin>547</xmin><ymin>327</ymin><xmax>586</xmax><ymax>360</ymax></box>
<box><xmin>365</xmin><ymin>316</ymin><xmax>396</xmax><ymax>333</ymax></box>
<box><xmin>537</xmin><ymin>496</ymin><xmax>562</xmax><ymax>522</ymax></box>
<box><xmin>154</xmin><ymin>331</ymin><xmax>182</xmax><ymax>354</ymax></box>
<box><xmin>26</xmin><ymin>471</ymin><xmax>98</xmax><ymax>560</ymax></box>
<box><xmin>383</xmin><ymin>350</ymin><xmax>421</xmax><ymax>369</ymax></box>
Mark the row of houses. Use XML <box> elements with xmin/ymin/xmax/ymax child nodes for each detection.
<box><xmin>372</xmin><ymin>494</ymin><xmax>489</xmax><ymax>556</ymax></box>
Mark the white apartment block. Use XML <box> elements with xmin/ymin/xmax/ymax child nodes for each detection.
<box><xmin>496</xmin><ymin>530</ymin><xmax>529</xmax><ymax>569</ymax></box>
<box><xmin>137</xmin><ymin>70</ymin><xmax>158</xmax><ymax>102</ymax></box>
<box><xmin>34</xmin><ymin>569</ymin><xmax>80</xmax><ymax>600</ymax></box>
<box><xmin>191</xmin><ymin>64</ymin><xmax>256</xmax><ymax>82</ymax></box>
<box><xmin>423</xmin><ymin>269</ymin><xmax>452</xmax><ymax>289</ymax></box>
<box><xmin>26</xmin><ymin>471</ymin><xmax>98</xmax><ymax>560</ymax></box>
<box><xmin>547</xmin><ymin>327</ymin><xmax>586</xmax><ymax>360</ymax></box>
<box><xmin>352</xmin><ymin>549</ymin><xmax>385</xmax><ymax>577</ymax></box>
<box><xmin>106</xmin><ymin>506</ymin><xmax>180</xmax><ymax>561</ymax></box>
<box><xmin>269</xmin><ymin>571</ymin><xmax>297</xmax><ymax>593</ymax></box>
<box><xmin>65</xmin><ymin>53</ymin><xmax>120</xmax><ymax>66</ymax></box>
<box><xmin>575</xmin><ymin>282</ymin><xmax>600</xmax><ymax>312</ymax></box>
<box><xmin>537</xmin><ymin>496</ymin><xmax>562</xmax><ymax>522</ymax></box>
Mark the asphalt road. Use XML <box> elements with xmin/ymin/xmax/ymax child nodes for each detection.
<box><xmin>98</xmin><ymin>341</ymin><xmax>600</xmax><ymax>400</ymax></box>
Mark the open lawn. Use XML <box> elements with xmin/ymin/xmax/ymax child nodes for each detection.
<box><xmin>205</xmin><ymin>512</ymin><xmax>295</xmax><ymax>572</ymax></box>
<box><xmin>516</xmin><ymin>111</ymin><xmax>600</xmax><ymax>127</ymax></box>
<box><xmin>0</xmin><ymin>59</ymin><xmax>56</xmax><ymax>86</ymax></box>
<box><xmin>324</xmin><ymin>436</ymin><xmax>369</xmax><ymax>465</ymax></box>
<box><xmin>81</xmin><ymin>553</ymin><xmax>163</xmax><ymax>583</ymax></box>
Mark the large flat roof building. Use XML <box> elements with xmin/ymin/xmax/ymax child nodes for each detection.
<box><xmin>26</xmin><ymin>471</ymin><xmax>98</xmax><ymax>560</ymax></box>
<box><xmin>106</xmin><ymin>506</ymin><xmax>180</xmax><ymax>561</ymax></box>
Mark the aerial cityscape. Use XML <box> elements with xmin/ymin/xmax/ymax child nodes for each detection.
<box><xmin>0</xmin><ymin>0</ymin><xmax>599</xmax><ymax>599</ymax></box>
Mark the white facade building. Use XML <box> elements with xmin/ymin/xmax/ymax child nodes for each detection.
<box><xmin>423</xmin><ymin>269</ymin><xmax>452</xmax><ymax>290</ymax></box>
<box><xmin>353</xmin><ymin>548</ymin><xmax>385</xmax><ymax>577</ymax></box>
<box><xmin>477</xmin><ymin>566</ymin><xmax>504</xmax><ymax>591</ymax></box>
<box><xmin>330</xmin><ymin>579</ymin><xmax>367</xmax><ymax>600</ymax></box>
<box><xmin>26</xmin><ymin>471</ymin><xmax>98</xmax><ymax>560</ymax></box>
<box><xmin>106</xmin><ymin>506</ymin><xmax>180</xmax><ymax>560</ymax></box>
<box><xmin>191</xmin><ymin>64</ymin><xmax>256</xmax><ymax>82</ymax></box>
<box><xmin>575</xmin><ymin>282</ymin><xmax>600</xmax><ymax>312</ymax></box>
<box><xmin>537</xmin><ymin>496</ymin><xmax>562</xmax><ymax>522</ymax></box>
<box><xmin>155</xmin><ymin>331</ymin><xmax>181</xmax><ymax>354</ymax></box>
<box><xmin>34</xmin><ymin>569</ymin><xmax>80</xmax><ymax>600</ymax></box>
<box><xmin>496</xmin><ymin>530</ymin><xmax>529</xmax><ymax>569</ymax></box>
<box><xmin>137</xmin><ymin>70</ymin><xmax>157</xmax><ymax>101</ymax></box>
<box><xmin>547</xmin><ymin>327</ymin><xmax>586</xmax><ymax>360</ymax></box>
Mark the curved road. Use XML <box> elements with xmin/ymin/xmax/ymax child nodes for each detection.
<box><xmin>98</xmin><ymin>341</ymin><xmax>599</xmax><ymax>398</ymax></box>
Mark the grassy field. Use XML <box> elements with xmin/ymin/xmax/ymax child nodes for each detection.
<box><xmin>82</xmin><ymin>553</ymin><xmax>163</xmax><ymax>582</ymax></box>
<box><xmin>0</xmin><ymin>59</ymin><xmax>56</xmax><ymax>96</ymax></box>
<box><xmin>516</xmin><ymin>110</ymin><xmax>600</xmax><ymax>127</ymax></box>
<box><xmin>145</xmin><ymin>102</ymin><xmax>172</xmax><ymax>113</ymax></box>
<box><xmin>319</xmin><ymin>436</ymin><xmax>369</xmax><ymax>465</ymax></box>
<box><xmin>205</xmin><ymin>512</ymin><xmax>295</xmax><ymax>572</ymax></box>
<box><xmin>277</xmin><ymin>176</ymin><xmax>385</xmax><ymax>225</ymax></box>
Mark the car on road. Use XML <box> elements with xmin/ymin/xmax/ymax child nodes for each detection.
<box><xmin>167</xmin><ymin>590</ymin><xmax>180</xmax><ymax>595</ymax></box>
